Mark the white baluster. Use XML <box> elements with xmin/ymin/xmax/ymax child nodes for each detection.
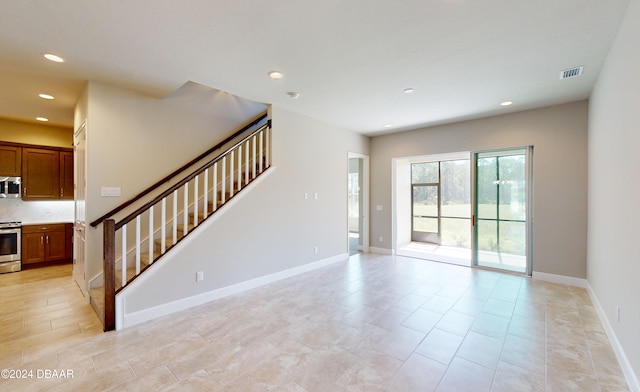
<box><xmin>194</xmin><ymin>175</ymin><xmax>199</xmax><ymax>227</ymax></box>
<box><xmin>203</xmin><ymin>168</ymin><xmax>209</xmax><ymax>219</ymax></box>
<box><xmin>252</xmin><ymin>134</ymin><xmax>257</xmax><ymax>178</ymax></box>
<box><xmin>183</xmin><ymin>182</ymin><xmax>189</xmax><ymax>235</ymax></box>
<box><xmin>173</xmin><ymin>189</ymin><xmax>178</xmax><ymax>245</ymax></box>
<box><xmin>266</xmin><ymin>127</ymin><xmax>271</xmax><ymax>167</ymax></box>
<box><xmin>221</xmin><ymin>157</ymin><xmax>226</xmax><ymax>204</ymax></box>
<box><xmin>259</xmin><ymin>130</ymin><xmax>264</xmax><ymax>173</ymax></box>
<box><xmin>244</xmin><ymin>140</ymin><xmax>250</xmax><ymax>185</ymax></box>
<box><xmin>213</xmin><ymin>162</ymin><xmax>218</xmax><ymax>211</ymax></box>
<box><xmin>230</xmin><ymin>150</ymin><xmax>235</xmax><ymax>198</ymax></box>
<box><xmin>161</xmin><ymin>198</ymin><xmax>166</xmax><ymax>253</ymax></box>
<box><xmin>121</xmin><ymin>225</ymin><xmax>127</xmax><ymax>288</ymax></box>
<box><xmin>148</xmin><ymin>205</ymin><xmax>154</xmax><ymax>265</ymax></box>
<box><xmin>237</xmin><ymin>145</ymin><xmax>243</xmax><ymax>189</ymax></box>
<box><xmin>135</xmin><ymin>215</ymin><xmax>141</xmax><ymax>275</ymax></box>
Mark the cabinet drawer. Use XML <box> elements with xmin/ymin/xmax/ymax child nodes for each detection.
<box><xmin>22</xmin><ymin>224</ymin><xmax>67</xmax><ymax>234</ymax></box>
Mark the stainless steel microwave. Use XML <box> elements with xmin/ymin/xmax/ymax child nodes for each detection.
<box><xmin>0</xmin><ymin>177</ymin><xmax>21</xmax><ymax>198</ymax></box>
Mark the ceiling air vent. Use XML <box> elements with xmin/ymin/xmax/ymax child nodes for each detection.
<box><xmin>560</xmin><ymin>66</ymin><xmax>584</xmax><ymax>80</ymax></box>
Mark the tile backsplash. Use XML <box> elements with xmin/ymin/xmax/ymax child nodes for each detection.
<box><xmin>0</xmin><ymin>199</ymin><xmax>74</xmax><ymax>224</ymax></box>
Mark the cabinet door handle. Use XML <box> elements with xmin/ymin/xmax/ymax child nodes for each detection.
<box><xmin>60</xmin><ymin>188</ymin><xmax>64</xmax><ymax>198</ymax></box>
<box><xmin>41</xmin><ymin>236</ymin><xmax>44</xmax><ymax>245</ymax></box>
<box><xmin>24</xmin><ymin>187</ymin><xmax>27</xmax><ymax>197</ymax></box>
<box><xmin>46</xmin><ymin>235</ymin><xmax>49</xmax><ymax>244</ymax></box>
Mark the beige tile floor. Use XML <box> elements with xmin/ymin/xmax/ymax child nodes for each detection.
<box><xmin>0</xmin><ymin>254</ymin><xmax>631</xmax><ymax>391</ymax></box>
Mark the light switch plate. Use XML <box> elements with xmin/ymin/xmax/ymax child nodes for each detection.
<box><xmin>101</xmin><ymin>187</ymin><xmax>121</xmax><ymax>197</ymax></box>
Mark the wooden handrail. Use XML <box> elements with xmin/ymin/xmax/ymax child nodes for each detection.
<box><xmin>114</xmin><ymin>122</ymin><xmax>269</xmax><ymax>231</ymax></box>
<box><xmin>90</xmin><ymin>112</ymin><xmax>268</xmax><ymax>228</ymax></box>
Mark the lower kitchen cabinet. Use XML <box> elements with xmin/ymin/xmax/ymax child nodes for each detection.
<box><xmin>22</xmin><ymin>223</ymin><xmax>72</xmax><ymax>266</ymax></box>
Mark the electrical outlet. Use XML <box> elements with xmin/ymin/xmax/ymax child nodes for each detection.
<box><xmin>314</xmin><ymin>246</ymin><xmax>318</xmax><ymax>254</ymax></box>
<box><xmin>196</xmin><ymin>271</ymin><xmax>204</xmax><ymax>282</ymax></box>
<box><xmin>379</xmin><ymin>236</ymin><xmax>383</xmax><ymax>242</ymax></box>
<box><xmin>617</xmin><ymin>306</ymin><xmax>621</xmax><ymax>322</ymax></box>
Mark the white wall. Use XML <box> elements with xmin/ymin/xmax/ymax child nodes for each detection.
<box><xmin>370</xmin><ymin>101</ymin><xmax>589</xmax><ymax>278</ymax></box>
<box><xmin>119</xmin><ymin>107</ymin><xmax>369</xmax><ymax>321</ymax></box>
<box><xmin>81</xmin><ymin>81</ymin><xmax>267</xmax><ymax>284</ymax></box>
<box><xmin>588</xmin><ymin>0</ymin><xmax>640</xmax><ymax>386</ymax></box>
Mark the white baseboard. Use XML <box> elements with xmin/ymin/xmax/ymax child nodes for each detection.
<box><xmin>369</xmin><ymin>246</ymin><xmax>394</xmax><ymax>255</ymax></box>
<box><xmin>531</xmin><ymin>271</ymin><xmax>587</xmax><ymax>288</ymax></box>
<box><xmin>118</xmin><ymin>253</ymin><xmax>349</xmax><ymax>329</ymax></box>
<box><xmin>586</xmin><ymin>283</ymin><xmax>640</xmax><ymax>392</ymax></box>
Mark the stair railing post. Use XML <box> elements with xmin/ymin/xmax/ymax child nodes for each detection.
<box><xmin>103</xmin><ymin>219</ymin><xmax>116</xmax><ymax>331</ymax></box>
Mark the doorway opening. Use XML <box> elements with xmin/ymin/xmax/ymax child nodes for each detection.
<box><xmin>348</xmin><ymin>153</ymin><xmax>369</xmax><ymax>255</ymax></box>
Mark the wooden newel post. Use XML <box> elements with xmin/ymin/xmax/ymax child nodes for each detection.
<box><xmin>103</xmin><ymin>219</ymin><xmax>116</xmax><ymax>331</ymax></box>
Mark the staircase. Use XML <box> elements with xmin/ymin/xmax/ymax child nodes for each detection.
<box><xmin>89</xmin><ymin>115</ymin><xmax>271</xmax><ymax>330</ymax></box>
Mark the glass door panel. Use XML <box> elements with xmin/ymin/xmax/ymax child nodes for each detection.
<box><xmin>412</xmin><ymin>184</ymin><xmax>440</xmax><ymax>243</ymax></box>
<box><xmin>474</xmin><ymin>148</ymin><xmax>530</xmax><ymax>274</ymax></box>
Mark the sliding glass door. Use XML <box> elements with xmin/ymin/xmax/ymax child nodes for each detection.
<box><xmin>473</xmin><ymin>147</ymin><xmax>532</xmax><ymax>274</ymax></box>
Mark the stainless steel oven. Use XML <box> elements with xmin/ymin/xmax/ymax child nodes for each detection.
<box><xmin>0</xmin><ymin>222</ymin><xmax>21</xmax><ymax>273</ymax></box>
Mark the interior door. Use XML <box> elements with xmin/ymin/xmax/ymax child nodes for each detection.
<box><xmin>473</xmin><ymin>147</ymin><xmax>531</xmax><ymax>274</ymax></box>
<box><xmin>73</xmin><ymin>123</ymin><xmax>87</xmax><ymax>295</ymax></box>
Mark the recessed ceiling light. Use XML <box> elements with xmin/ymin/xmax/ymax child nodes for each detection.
<box><xmin>384</xmin><ymin>124</ymin><xmax>392</xmax><ymax>128</ymax></box>
<box><xmin>38</xmin><ymin>93</ymin><xmax>55</xmax><ymax>100</ymax></box>
<box><xmin>403</xmin><ymin>88</ymin><xmax>415</xmax><ymax>94</ymax></box>
<box><xmin>268</xmin><ymin>70</ymin><xmax>283</xmax><ymax>79</ymax></box>
<box><xmin>43</xmin><ymin>53</ymin><xmax>64</xmax><ymax>63</ymax></box>
<box><xmin>36</xmin><ymin>117</ymin><xmax>49</xmax><ymax>122</ymax></box>
<box><xmin>500</xmin><ymin>101</ymin><xmax>513</xmax><ymax>106</ymax></box>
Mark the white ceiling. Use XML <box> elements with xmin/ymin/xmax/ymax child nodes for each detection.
<box><xmin>0</xmin><ymin>0</ymin><xmax>630</xmax><ymax>135</ymax></box>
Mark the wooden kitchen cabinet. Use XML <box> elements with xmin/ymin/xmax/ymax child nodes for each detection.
<box><xmin>0</xmin><ymin>142</ymin><xmax>73</xmax><ymax>200</ymax></box>
<box><xmin>22</xmin><ymin>148</ymin><xmax>60</xmax><ymax>200</ymax></box>
<box><xmin>60</xmin><ymin>151</ymin><xmax>74</xmax><ymax>200</ymax></box>
<box><xmin>0</xmin><ymin>144</ymin><xmax>21</xmax><ymax>176</ymax></box>
<box><xmin>22</xmin><ymin>224</ymin><xmax>72</xmax><ymax>265</ymax></box>
<box><xmin>22</xmin><ymin>147</ymin><xmax>73</xmax><ymax>200</ymax></box>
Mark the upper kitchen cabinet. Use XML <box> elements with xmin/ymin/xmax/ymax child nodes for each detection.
<box><xmin>22</xmin><ymin>147</ymin><xmax>60</xmax><ymax>200</ymax></box>
<box><xmin>0</xmin><ymin>144</ymin><xmax>21</xmax><ymax>176</ymax></box>
<box><xmin>60</xmin><ymin>151</ymin><xmax>74</xmax><ymax>200</ymax></box>
<box><xmin>0</xmin><ymin>141</ymin><xmax>74</xmax><ymax>201</ymax></box>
